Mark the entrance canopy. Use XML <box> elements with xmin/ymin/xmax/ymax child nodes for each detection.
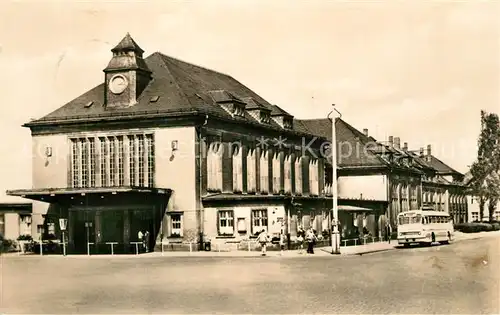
<box><xmin>6</xmin><ymin>187</ymin><xmax>172</xmax><ymax>204</ymax></box>
<box><xmin>338</xmin><ymin>205</ymin><xmax>374</xmax><ymax>212</ymax></box>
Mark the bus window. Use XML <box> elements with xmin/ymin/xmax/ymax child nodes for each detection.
<box><xmin>422</xmin><ymin>217</ymin><xmax>428</xmax><ymax>224</ymax></box>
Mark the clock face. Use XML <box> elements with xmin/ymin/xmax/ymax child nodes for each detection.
<box><xmin>109</xmin><ymin>75</ymin><xmax>128</xmax><ymax>94</ymax></box>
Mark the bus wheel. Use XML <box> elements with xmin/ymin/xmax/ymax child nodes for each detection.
<box><xmin>431</xmin><ymin>233</ymin><xmax>436</xmax><ymax>244</ymax></box>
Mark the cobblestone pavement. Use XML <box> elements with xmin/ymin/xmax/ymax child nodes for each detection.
<box><xmin>1</xmin><ymin>236</ymin><xmax>499</xmax><ymax>314</ymax></box>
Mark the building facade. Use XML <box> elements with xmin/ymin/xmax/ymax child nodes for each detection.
<box><xmin>0</xmin><ymin>202</ymin><xmax>32</xmax><ymax>241</ymax></box>
<box><xmin>6</xmin><ymin>34</ymin><xmax>468</xmax><ymax>253</ymax></box>
<box><xmin>7</xmin><ymin>34</ymin><xmax>335</xmax><ymax>254</ymax></box>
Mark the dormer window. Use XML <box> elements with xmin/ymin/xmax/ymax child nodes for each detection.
<box><xmin>242</xmin><ymin>97</ymin><xmax>271</xmax><ymax>124</ymax></box>
<box><xmin>271</xmin><ymin>105</ymin><xmax>294</xmax><ymax>129</ymax></box>
<box><xmin>208</xmin><ymin>90</ymin><xmax>246</xmax><ymax>118</ymax></box>
<box><xmin>260</xmin><ymin>111</ymin><xmax>271</xmax><ymax>124</ymax></box>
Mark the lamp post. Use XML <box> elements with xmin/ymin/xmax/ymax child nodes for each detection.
<box><xmin>328</xmin><ymin>104</ymin><xmax>341</xmax><ymax>255</ymax></box>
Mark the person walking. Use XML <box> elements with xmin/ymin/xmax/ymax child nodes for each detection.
<box><xmin>279</xmin><ymin>230</ymin><xmax>286</xmax><ymax>256</ymax></box>
<box><xmin>144</xmin><ymin>230</ymin><xmax>150</xmax><ymax>252</ymax></box>
<box><xmin>306</xmin><ymin>227</ymin><xmax>317</xmax><ymax>254</ymax></box>
<box><xmin>385</xmin><ymin>223</ymin><xmax>392</xmax><ymax>244</ymax></box>
<box><xmin>257</xmin><ymin>229</ymin><xmax>269</xmax><ymax>256</ymax></box>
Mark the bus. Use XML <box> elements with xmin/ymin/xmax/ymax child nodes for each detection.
<box><xmin>397</xmin><ymin>210</ymin><xmax>454</xmax><ymax>247</ymax></box>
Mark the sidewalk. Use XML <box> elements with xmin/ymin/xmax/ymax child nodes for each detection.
<box><xmin>4</xmin><ymin>230</ymin><xmax>499</xmax><ymax>259</ymax></box>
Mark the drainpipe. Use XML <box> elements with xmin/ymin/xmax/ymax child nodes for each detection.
<box><xmin>198</xmin><ymin>114</ymin><xmax>209</xmax><ymax>250</ymax></box>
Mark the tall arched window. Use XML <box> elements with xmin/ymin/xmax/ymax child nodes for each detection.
<box><xmin>272</xmin><ymin>152</ymin><xmax>281</xmax><ymax>194</ymax></box>
<box><xmin>207</xmin><ymin>142</ymin><xmax>223</xmax><ymax>191</ymax></box>
<box><xmin>295</xmin><ymin>156</ymin><xmax>303</xmax><ymax>194</ymax></box>
<box><xmin>284</xmin><ymin>154</ymin><xmax>292</xmax><ymax>193</ymax></box>
<box><xmin>246</xmin><ymin>148</ymin><xmax>256</xmax><ymax>193</ymax></box>
<box><xmin>232</xmin><ymin>145</ymin><xmax>243</xmax><ymax>192</ymax></box>
<box><xmin>259</xmin><ymin>150</ymin><xmax>269</xmax><ymax>193</ymax></box>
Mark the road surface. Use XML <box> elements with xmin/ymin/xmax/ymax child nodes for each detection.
<box><xmin>1</xmin><ymin>236</ymin><xmax>499</xmax><ymax>314</ymax></box>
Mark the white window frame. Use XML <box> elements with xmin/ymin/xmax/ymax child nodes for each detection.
<box><xmin>218</xmin><ymin>210</ymin><xmax>234</xmax><ymax>236</ymax></box>
<box><xmin>251</xmin><ymin>209</ymin><xmax>268</xmax><ymax>234</ymax></box>
<box><xmin>169</xmin><ymin>213</ymin><xmax>183</xmax><ymax>237</ymax></box>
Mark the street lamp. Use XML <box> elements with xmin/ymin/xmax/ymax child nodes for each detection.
<box><xmin>328</xmin><ymin>104</ymin><xmax>341</xmax><ymax>255</ymax></box>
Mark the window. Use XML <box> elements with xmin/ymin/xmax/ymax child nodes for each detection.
<box><xmin>0</xmin><ymin>214</ymin><xmax>4</xmax><ymax>237</ymax></box>
<box><xmin>295</xmin><ymin>156</ymin><xmax>303</xmax><ymax>194</ymax></box>
<box><xmin>284</xmin><ymin>155</ymin><xmax>292</xmax><ymax>193</ymax></box>
<box><xmin>71</xmin><ymin>139</ymin><xmax>79</xmax><ymax>187</ymax></box>
<box><xmin>129</xmin><ymin>136</ymin><xmax>136</xmax><ymax>186</ymax></box>
<box><xmin>207</xmin><ymin>142</ymin><xmax>223</xmax><ymax>191</ymax></box>
<box><xmin>272</xmin><ymin>152</ymin><xmax>280</xmax><ymax>194</ymax></box>
<box><xmin>246</xmin><ymin>148</ymin><xmax>257</xmax><ymax>193</ymax></box>
<box><xmin>147</xmin><ymin>135</ymin><xmax>154</xmax><ymax>187</ymax></box>
<box><xmin>71</xmin><ymin>134</ymin><xmax>155</xmax><ymax>189</ymax></box>
<box><xmin>309</xmin><ymin>159</ymin><xmax>319</xmax><ymax>195</ymax></box>
<box><xmin>472</xmin><ymin>212</ymin><xmax>479</xmax><ymax>222</ymax></box>
<box><xmin>47</xmin><ymin>222</ymin><xmax>55</xmax><ymax>235</ymax></box>
<box><xmin>109</xmin><ymin>138</ymin><xmax>116</xmax><ymax>186</ymax></box>
<box><xmin>251</xmin><ymin>209</ymin><xmax>268</xmax><ymax>234</ymax></box>
<box><xmin>232</xmin><ymin>145</ymin><xmax>243</xmax><ymax>192</ymax></box>
<box><xmin>138</xmin><ymin>135</ymin><xmax>145</xmax><ymax>186</ymax></box>
<box><xmin>170</xmin><ymin>213</ymin><xmax>182</xmax><ymax>237</ymax></box>
<box><xmin>81</xmin><ymin>140</ymin><xmax>89</xmax><ymax>187</ymax></box>
<box><xmin>259</xmin><ymin>150</ymin><xmax>269</xmax><ymax>193</ymax></box>
<box><xmin>117</xmin><ymin>136</ymin><xmax>124</xmax><ymax>186</ymax></box>
<box><xmin>99</xmin><ymin>138</ymin><xmax>106</xmax><ymax>186</ymax></box>
<box><xmin>89</xmin><ymin>138</ymin><xmax>96</xmax><ymax>187</ymax></box>
<box><xmin>218</xmin><ymin>210</ymin><xmax>234</xmax><ymax>235</ymax></box>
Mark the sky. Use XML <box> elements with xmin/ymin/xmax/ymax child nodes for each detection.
<box><xmin>0</xmin><ymin>1</ymin><xmax>499</xmax><ymax>201</ymax></box>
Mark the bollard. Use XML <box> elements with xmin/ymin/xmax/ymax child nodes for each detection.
<box><xmin>87</xmin><ymin>242</ymin><xmax>90</xmax><ymax>256</ymax></box>
<box><xmin>39</xmin><ymin>241</ymin><xmax>43</xmax><ymax>256</ymax></box>
<box><xmin>189</xmin><ymin>242</ymin><xmax>192</xmax><ymax>253</ymax></box>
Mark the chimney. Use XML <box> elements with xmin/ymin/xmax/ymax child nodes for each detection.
<box><xmin>394</xmin><ymin>137</ymin><xmax>401</xmax><ymax>149</ymax></box>
<box><xmin>419</xmin><ymin>147</ymin><xmax>424</xmax><ymax>157</ymax></box>
<box><xmin>403</xmin><ymin>142</ymin><xmax>408</xmax><ymax>151</ymax></box>
<box><xmin>426</xmin><ymin>144</ymin><xmax>432</xmax><ymax>162</ymax></box>
<box><xmin>388</xmin><ymin>136</ymin><xmax>394</xmax><ymax>146</ymax></box>
<box><xmin>363</xmin><ymin>128</ymin><xmax>369</xmax><ymax>137</ymax></box>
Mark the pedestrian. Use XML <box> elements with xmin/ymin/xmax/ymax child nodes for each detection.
<box><xmin>306</xmin><ymin>227</ymin><xmax>317</xmax><ymax>254</ymax></box>
<box><xmin>257</xmin><ymin>229</ymin><xmax>269</xmax><ymax>256</ymax></box>
<box><xmin>297</xmin><ymin>234</ymin><xmax>304</xmax><ymax>254</ymax></box>
<box><xmin>385</xmin><ymin>223</ymin><xmax>392</xmax><ymax>244</ymax></box>
<box><xmin>138</xmin><ymin>230</ymin><xmax>144</xmax><ymax>251</ymax></box>
<box><xmin>144</xmin><ymin>230</ymin><xmax>150</xmax><ymax>252</ymax></box>
<box><xmin>279</xmin><ymin>230</ymin><xmax>286</xmax><ymax>256</ymax></box>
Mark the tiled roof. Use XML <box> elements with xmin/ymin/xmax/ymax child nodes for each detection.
<box><xmin>424</xmin><ymin>155</ymin><xmax>462</xmax><ymax>175</ymax></box>
<box><xmin>111</xmin><ymin>33</ymin><xmax>144</xmax><ymax>54</ymax></box>
<box><xmin>297</xmin><ymin>118</ymin><xmax>387</xmax><ymax>167</ymax></box>
<box><xmin>271</xmin><ymin>104</ymin><xmax>292</xmax><ymax>117</ymax></box>
<box><xmin>25</xmin><ymin>52</ymin><xmax>309</xmax><ymax>135</ymax></box>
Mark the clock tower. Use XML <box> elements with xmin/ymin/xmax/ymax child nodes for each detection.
<box><xmin>103</xmin><ymin>33</ymin><xmax>152</xmax><ymax>108</ymax></box>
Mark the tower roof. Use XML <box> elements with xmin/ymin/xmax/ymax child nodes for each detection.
<box><xmin>111</xmin><ymin>33</ymin><xmax>144</xmax><ymax>54</ymax></box>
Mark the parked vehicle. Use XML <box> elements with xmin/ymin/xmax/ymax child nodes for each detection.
<box><xmin>397</xmin><ymin>209</ymin><xmax>454</xmax><ymax>247</ymax></box>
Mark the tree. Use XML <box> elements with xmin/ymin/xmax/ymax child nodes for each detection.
<box><xmin>470</xmin><ymin>111</ymin><xmax>500</xmax><ymax>221</ymax></box>
<box><xmin>469</xmin><ymin>110</ymin><xmax>500</xmax><ymax>221</ymax></box>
